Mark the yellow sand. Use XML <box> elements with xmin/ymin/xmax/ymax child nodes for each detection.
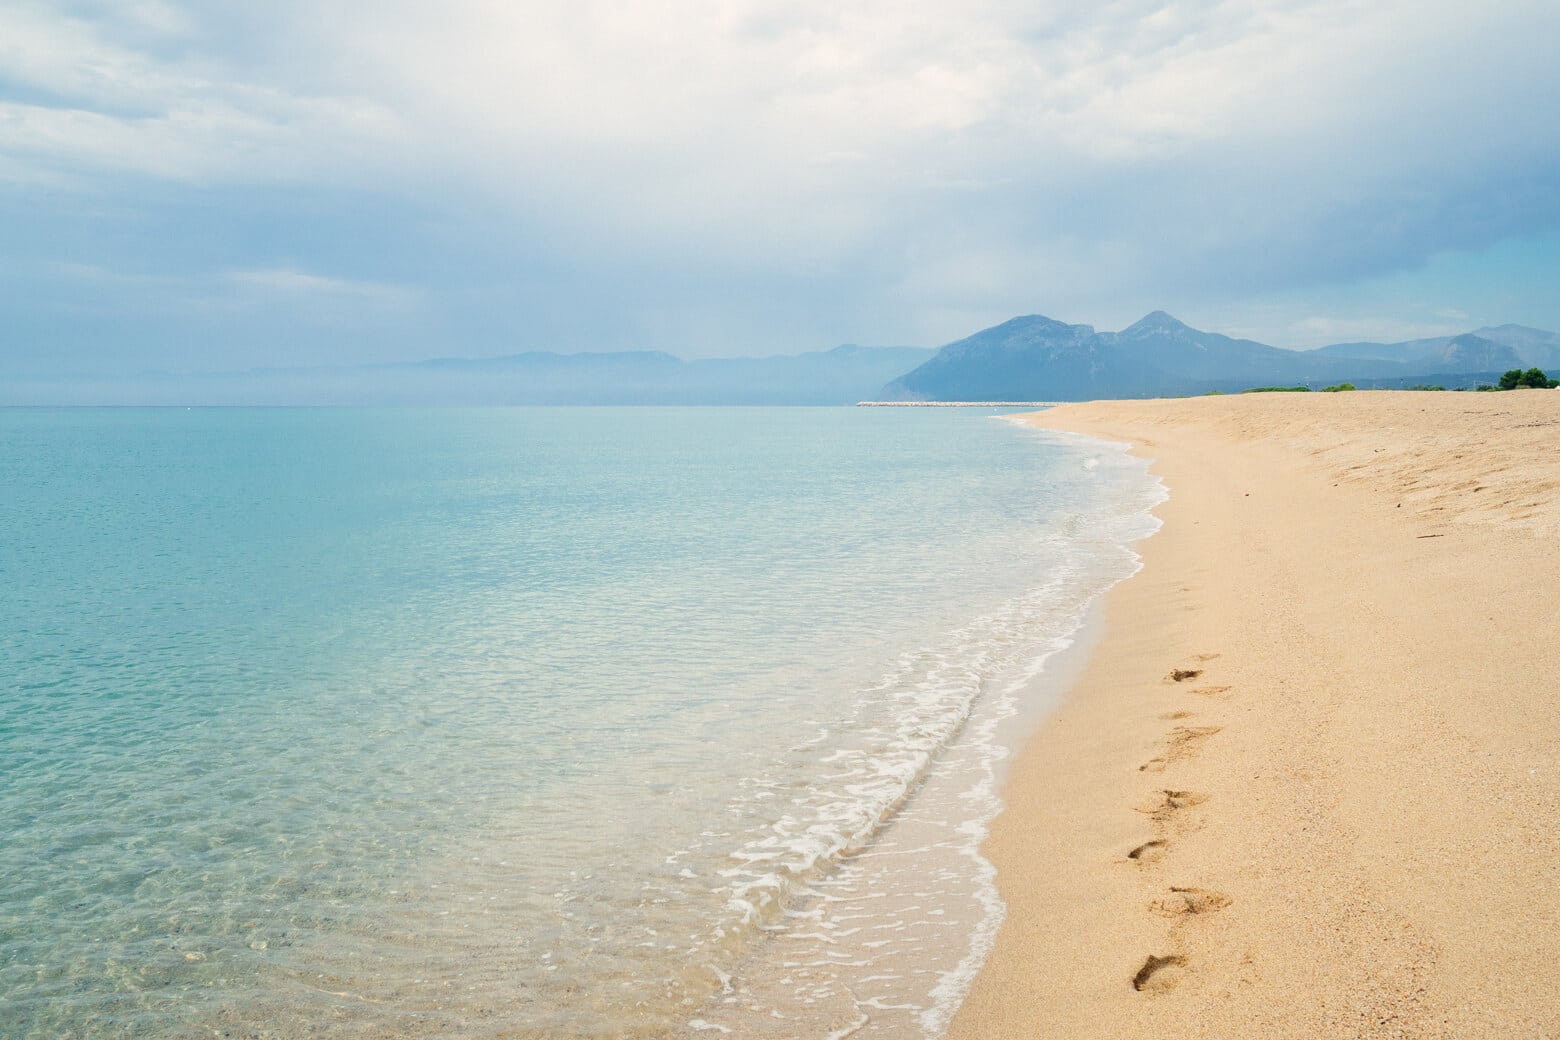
<box><xmin>947</xmin><ymin>390</ymin><xmax>1560</xmax><ymax>1040</ymax></box>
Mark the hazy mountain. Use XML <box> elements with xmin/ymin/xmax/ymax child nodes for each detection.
<box><xmin>1105</xmin><ymin>311</ymin><xmax>1362</xmax><ymax>385</ymax></box>
<box><xmin>4</xmin><ymin>344</ymin><xmax>937</xmax><ymax>406</ymax></box>
<box><xmin>1471</xmin><ymin>325</ymin><xmax>1560</xmax><ymax>367</ymax></box>
<box><xmin>1431</xmin><ymin>334</ymin><xmax>1523</xmax><ymax>372</ymax></box>
<box><xmin>9</xmin><ymin>314</ymin><xmax>1555</xmax><ymax>406</ymax></box>
<box><xmin>879</xmin><ymin>312</ymin><xmax>1560</xmax><ymax>402</ymax></box>
<box><xmin>880</xmin><ymin>311</ymin><xmax>1434</xmax><ymax>401</ymax></box>
<box><xmin>673</xmin><ymin>344</ymin><xmax>938</xmax><ymax>404</ymax></box>
<box><xmin>870</xmin><ymin>315</ymin><xmax>1129</xmax><ymax>402</ymax></box>
<box><xmin>1310</xmin><ymin>326</ymin><xmax>1557</xmax><ymax>370</ymax></box>
<box><xmin>1308</xmin><ymin>336</ymin><xmax>1453</xmax><ymax>363</ymax></box>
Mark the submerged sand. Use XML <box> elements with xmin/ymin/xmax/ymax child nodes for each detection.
<box><xmin>948</xmin><ymin>391</ymin><xmax>1560</xmax><ymax>1039</ymax></box>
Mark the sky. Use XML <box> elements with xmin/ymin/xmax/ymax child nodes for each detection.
<box><xmin>2</xmin><ymin>0</ymin><xmax>1558</xmax><ymax>375</ymax></box>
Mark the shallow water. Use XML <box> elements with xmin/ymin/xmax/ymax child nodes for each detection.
<box><xmin>0</xmin><ymin>407</ymin><xmax>1160</xmax><ymax>1038</ymax></box>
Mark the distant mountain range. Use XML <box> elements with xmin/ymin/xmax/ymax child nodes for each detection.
<box><xmin>7</xmin><ymin>315</ymin><xmax>1557</xmax><ymax>405</ymax></box>
<box><xmin>1307</xmin><ymin>325</ymin><xmax>1560</xmax><ymax>370</ymax></box>
<box><xmin>881</xmin><ymin>313</ymin><xmax>1560</xmax><ymax>401</ymax></box>
<box><xmin>4</xmin><ymin>344</ymin><xmax>936</xmax><ymax>406</ymax></box>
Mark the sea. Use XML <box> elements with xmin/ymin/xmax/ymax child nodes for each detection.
<box><xmin>0</xmin><ymin>406</ymin><xmax>1162</xmax><ymax>1039</ymax></box>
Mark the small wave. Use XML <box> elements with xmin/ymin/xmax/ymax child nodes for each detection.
<box><xmin>676</xmin><ymin>426</ymin><xmax>1167</xmax><ymax>1036</ymax></box>
<box><xmin>699</xmin><ymin>566</ymin><xmax>1082</xmax><ymax>947</ymax></box>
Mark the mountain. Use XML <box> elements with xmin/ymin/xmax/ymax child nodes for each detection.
<box><xmin>368</xmin><ymin>344</ymin><xmax>938</xmax><ymax>405</ymax></box>
<box><xmin>4</xmin><ymin>344</ymin><xmax>938</xmax><ymax>406</ymax></box>
<box><xmin>872</xmin><ymin>315</ymin><xmax>1122</xmax><ymax>402</ymax></box>
<box><xmin>1431</xmin><ymin>334</ymin><xmax>1523</xmax><ymax>372</ymax></box>
<box><xmin>1106</xmin><ymin>311</ymin><xmax>1365</xmax><ymax>385</ymax></box>
<box><xmin>11</xmin><ymin>315</ymin><xmax>1555</xmax><ymax>407</ymax></box>
<box><xmin>881</xmin><ymin>312</ymin><xmax>1560</xmax><ymax>402</ymax></box>
<box><xmin>673</xmin><ymin>344</ymin><xmax>939</xmax><ymax>404</ymax></box>
<box><xmin>1307</xmin><ymin>337</ymin><xmax>1450</xmax><ymax>363</ymax></box>
<box><xmin>881</xmin><ymin>311</ymin><xmax>1434</xmax><ymax>401</ymax></box>
<box><xmin>1470</xmin><ymin>325</ymin><xmax>1560</xmax><ymax>368</ymax></box>
<box><xmin>1309</xmin><ymin>326</ymin><xmax>1558</xmax><ymax>370</ymax></box>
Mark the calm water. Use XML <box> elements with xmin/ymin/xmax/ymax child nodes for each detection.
<box><xmin>0</xmin><ymin>407</ymin><xmax>1161</xmax><ymax>1039</ymax></box>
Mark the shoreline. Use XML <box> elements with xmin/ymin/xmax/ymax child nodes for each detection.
<box><xmin>671</xmin><ymin>425</ymin><xmax>1166</xmax><ymax>1040</ymax></box>
<box><xmin>947</xmin><ymin>391</ymin><xmax>1560</xmax><ymax>1039</ymax></box>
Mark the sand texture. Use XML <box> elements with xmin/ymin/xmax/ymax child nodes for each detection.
<box><xmin>947</xmin><ymin>391</ymin><xmax>1560</xmax><ymax>1040</ymax></box>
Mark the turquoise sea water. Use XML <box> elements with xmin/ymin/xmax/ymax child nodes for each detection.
<box><xmin>0</xmin><ymin>407</ymin><xmax>1160</xmax><ymax>1039</ymax></box>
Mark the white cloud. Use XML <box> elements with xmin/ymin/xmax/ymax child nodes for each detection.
<box><xmin>224</xmin><ymin>267</ymin><xmax>416</xmax><ymax>307</ymax></box>
<box><xmin>33</xmin><ymin>257</ymin><xmax>415</xmax><ymax>314</ymax></box>
<box><xmin>0</xmin><ymin>0</ymin><xmax>401</xmax><ymax>182</ymax></box>
<box><xmin>8</xmin><ymin>0</ymin><xmax>1555</xmax><ymax>232</ymax></box>
<box><xmin>1</xmin><ymin>0</ymin><xmax>1557</xmax><ymax>359</ymax></box>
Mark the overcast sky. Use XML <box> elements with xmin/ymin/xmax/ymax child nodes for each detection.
<box><xmin>3</xmin><ymin>0</ymin><xmax>1558</xmax><ymax>374</ymax></box>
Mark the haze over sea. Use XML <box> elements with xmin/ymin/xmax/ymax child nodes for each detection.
<box><xmin>0</xmin><ymin>406</ymin><xmax>1159</xmax><ymax>1039</ymax></box>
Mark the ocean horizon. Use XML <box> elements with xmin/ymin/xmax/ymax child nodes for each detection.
<box><xmin>0</xmin><ymin>406</ymin><xmax>1161</xmax><ymax>1038</ymax></box>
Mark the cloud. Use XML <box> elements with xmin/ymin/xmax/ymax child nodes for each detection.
<box><xmin>223</xmin><ymin>266</ymin><xmax>415</xmax><ymax>305</ymax></box>
<box><xmin>0</xmin><ymin>0</ymin><xmax>400</xmax><ymax>182</ymax></box>
<box><xmin>314</xmin><ymin>0</ymin><xmax>1558</xmax><ymax>303</ymax></box>
<box><xmin>1</xmin><ymin>0</ymin><xmax>1558</xmax><ymax>366</ymax></box>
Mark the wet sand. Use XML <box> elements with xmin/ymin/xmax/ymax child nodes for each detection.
<box><xmin>948</xmin><ymin>390</ymin><xmax>1560</xmax><ymax>1039</ymax></box>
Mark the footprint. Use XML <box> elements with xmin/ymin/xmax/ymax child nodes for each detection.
<box><xmin>1140</xmin><ymin>726</ymin><xmax>1222</xmax><ymax>772</ymax></box>
<box><xmin>1168</xmin><ymin>725</ymin><xmax>1221</xmax><ymax>750</ymax></box>
<box><xmin>1126</xmin><ymin>839</ymin><xmax>1168</xmax><ymax>864</ymax></box>
<box><xmin>1162</xmin><ymin>789</ymin><xmax>1207</xmax><ymax>807</ymax></box>
<box><xmin>1136</xmin><ymin>789</ymin><xmax>1209</xmax><ymax>824</ymax></box>
<box><xmin>1161</xmin><ymin>710</ymin><xmax>1195</xmax><ymax>720</ymax></box>
<box><xmin>1190</xmin><ymin>685</ymin><xmax>1232</xmax><ymax>697</ymax></box>
<box><xmin>1166</xmin><ymin>654</ymin><xmax>1222</xmax><ymax>683</ymax></box>
<box><xmin>1150</xmin><ymin>887</ymin><xmax>1232</xmax><ymax>918</ymax></box>
<box><xmin>1132</xmin><ymin>954</ymin><xmax>1187</xmax><ymax>992</ymax></box>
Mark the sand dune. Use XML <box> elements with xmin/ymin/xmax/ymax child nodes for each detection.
<box><xmin>948</xmin><ymin>390</ymin><xmax>1560</xmax><ymax>1039</ymax></box>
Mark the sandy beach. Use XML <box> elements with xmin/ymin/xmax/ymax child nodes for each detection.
<box><xmin>948</xmin><ymin>391</ymin><xmax>1560</xmax><ymax>1039</ymax></box>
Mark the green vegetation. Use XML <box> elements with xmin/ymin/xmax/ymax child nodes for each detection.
<box><xmin>1497</xmin><ymin>367</ymin><xmax>1559</xmax><ymax>389</ymax></box>
<box><xmin>1406</xmin><ymin>384</ymin><xmax>1447</xmax><ymax>391</ymax></box>
<box><xmin>1241</xmin><ymin>385</ymin><xmax>1312</xmax><ymax>393</ymax></box>
<box><xmin>1320</xmin><ymin>382</ymin><xmax>1356</xmax><ymax>392</ymax></box>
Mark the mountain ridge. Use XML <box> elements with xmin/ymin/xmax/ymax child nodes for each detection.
<box><xmin>1307</xmin><ymin>324</ymin><xmax>1560</xmax><ymax>369</ymax></box>
<box><xmin>7</xmin><ymin>315</ymin><xmax>1556</xmax><ymax>406</ymax></box>
<box><xmin>4</xmin><ymin>344</ymin><xmax>938</xmax><ymax>406</ymax></box>
<box><xmin>881</xmin><ymin>313</ymin><xmax>1559</xmax><ymax>402</ymax></box>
